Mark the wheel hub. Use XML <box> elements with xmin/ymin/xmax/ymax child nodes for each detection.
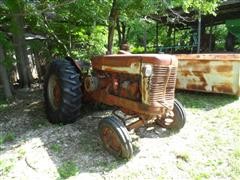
<box><xmin>48</xmin><ymin>74</ymin><xmax>62</xmax><ymax>110</ymax></box>
<box><xmin>102</xmin><ymin>127</ymin><xmax>121</xmax><ymax>155</ymax></box>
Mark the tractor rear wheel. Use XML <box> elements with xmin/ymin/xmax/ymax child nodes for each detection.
<box><xmin>98</xmin><ymin>116</ymin><xmax>133</xmax><ymax>159</ymax></box>
<box><xmin>44</xmin><ymin>59</ymin><xmax>82</xmax><ymax>124</ymax></box>
<box><xmin>157</xmin><ymin>99</ymin><xmax>186</xmax><ymax>131</ymax></box>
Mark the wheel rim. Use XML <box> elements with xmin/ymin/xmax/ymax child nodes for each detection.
<box><xmin>48</xmin><ymin>74</ymin><xmax>61</xmax><ymax>110</ymax></box>
<box><xmin>102</xmin><ymin>127</ymin><xmax>122</xmax><ymax>156</ymax></box>
<box><xmin>157</xmin><ymin>111</ymin><xmax>176</xmax><ymax>127</ymax></box>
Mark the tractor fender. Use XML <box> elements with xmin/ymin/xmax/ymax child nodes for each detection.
<box><xmin>65</xmin><ymin>56</ymin><xmax>90</xmax><ymax>72</ymax></box>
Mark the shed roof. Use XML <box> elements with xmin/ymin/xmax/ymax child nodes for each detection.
<box><xmin>149</xmin><ymin>0</ymin><xmax>240</xmax><ymax>29</ymax></box>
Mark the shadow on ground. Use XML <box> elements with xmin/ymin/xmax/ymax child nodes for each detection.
<box><xmin>0</xmin><ymin>88</ymin><xmax>175</xmax><ymax>179</ymax></box>
<box><xmin>176</xmin><ymin>90</ymin><xmax>238</xmax><ymax>110</ymax></box>
<box><xmin>1</xmin><ymin>88</ymin><xmax>237</xmax><ymax>178</ymax></box>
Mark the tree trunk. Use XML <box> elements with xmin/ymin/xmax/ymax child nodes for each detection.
<box><xmin>0</xmin><ymin>45</ymin><xmax>13</xmax><ymax>99</ymax></box>
<box><xmin>143</xmin><ymin>29</ymin><xmax>147</xmax><ymax>53</ymax></box>
<box><xmin>107</xmin><ymin>0</ymin><xmax>119</xmax><ymax>54</ymax></box>
<box><xmin>116</xmin><ymin>19</ymin><xmax>130</xmax><ymax>50</ymax></box>
<box><xmin>116</xmin><ymin>18</ymin><xmax>122</xmax><ymax>48</ymax></box>
<box><xmin>32</xmin><ymin>50</ymin><xmax>42</xmax><ymax>82</ymax></box>
<box><xmin>10</xmin><ymin>0</ymin><xmax>31</xmax><ymax>88</ymax></box>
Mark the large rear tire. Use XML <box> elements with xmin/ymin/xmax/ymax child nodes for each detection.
<box><xmin>44</xmin><ymin>59</ymin><xmax>82</xmax><ymax>124</ymax></box>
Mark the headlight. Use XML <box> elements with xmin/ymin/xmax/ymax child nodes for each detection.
<box><xmin>142</xmin><ymin>64</ymin><xmax>153</xmax><ymax>77</ymax></box>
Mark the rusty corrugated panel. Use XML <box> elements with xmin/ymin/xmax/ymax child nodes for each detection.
<box><xmin>176</xmin><ymin>54</ymin><xmax>240</xmax><ymax>96</ymax></box>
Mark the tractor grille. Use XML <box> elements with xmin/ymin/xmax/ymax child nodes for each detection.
<box><xmin>149</xmin><ymin>66</ymin><xmax>177</xmax><ymax>109</ymax></box>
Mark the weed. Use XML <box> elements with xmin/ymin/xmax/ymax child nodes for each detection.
<box><xmin>0</xmin><ymin>99</ymin><xmax>8</xmax><ymax>112</ymax></box>
<box><xmin>194</xmin><ymin>172</ymin><xmax>210</xmax><ymax>180</ymax></box>
<box><xmin>57</xmin><ymin>161</ymin><xmax>79</xmax><ymax>179</ymax></box>
<box><xmin>17</xmin><ymin>148</ymin><xmax>26</xmax><ymax>159</ymax></box>
<box><xmin>0</xmin><ymin>132</ymin><xmax>15</xmax><ymax>144</ymax></box>
<box><xmin>50</xmin><ymin>144</ymin><xmax>62</xmax><ymax>153</ymax></box>
<box><xmin>31</xmin><ymin>119</ymin><xmax>48</xmax><ymax>129</ymax></box>
<box><xmin>175</xmin><ymin>152</ymin><xmax>190</xmax><ymax>162</ymax></box>
<box><xmin>0</xmin><ymin>159</ymin><xmax>15</xmax><ymax>175</ymax></box>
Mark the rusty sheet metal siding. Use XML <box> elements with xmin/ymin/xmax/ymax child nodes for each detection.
<box><xmin>176</xmin><ymin>54</ymin><xmax>240</xmax><ymax>96</ymax></box>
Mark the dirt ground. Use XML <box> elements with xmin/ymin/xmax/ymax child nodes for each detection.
<box><xmin>0</xmin><ymin>88</ymin><xmax>239</xmax><ymax>180</ymax></box>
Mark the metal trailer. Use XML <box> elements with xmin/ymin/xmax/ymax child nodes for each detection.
<box><xmin>176</xmin><ymin>54</ymin><xmax>240</xmax><ymax>96</ymax></box>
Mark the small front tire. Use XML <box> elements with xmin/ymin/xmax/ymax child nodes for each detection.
<box><xmin>98</xmin><ymin>116</ymin><xmax>133</xmax><ymax>159</ymax></box>
<box><xmin>157</xmin><ymin>99</ymin><xmax>186</xmax><ymax>131</ymax></box>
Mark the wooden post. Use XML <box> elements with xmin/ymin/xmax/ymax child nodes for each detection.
<box><xmin>209</xmin><ymin>25</ymin><xmax>213</xmax><ymax>52</ymax></box>
<box><xmin>197</xmin><ymin>12</ymin><xmax>201</xmax><ymax>53</ymax></box>
<box><xmin>173</xmin><ymin>26</ymin><xmax>176</xmax><ymax>53</ymax></box>
<box><xmin>156</xmin><ymin>22</ymin><xmax>159</xmax><ymax>53</ymax></box>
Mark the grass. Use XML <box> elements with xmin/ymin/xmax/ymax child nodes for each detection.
<box><xmin>0</xmin><ymin>89</ymin><xmax>239</xmax><ymax>179</ymax></box>
<box><xmin>176</xmin><ymin>91</ymin><xmax>238</xmax><ymax>109</ymax></box>
<box><xmin>0</xmin><ymin>158</ymin><xmax>15</xmax><ymax>176</ymax></box>
<box><xmin>175</xmin><ymin>91</ymin><xmax>240</xmax><ymax>179</ymax></box>
<box><xmin>31</xmin><ymin>119</ymin><xmax>49</xmax><ymax>129</ymax></box>
<box><xmin>50</xmin><ymin>144</ymin><xmax>62</xmax><ymax>153</ymax></box>
<box><xmin>0</xmin><ymin>132</ymin><xmax>15</xmax><ymax>145</ymax></box>
<box><xmin>57</xmin><ymin>161</ymin><xmax>79</xmax><ymax>179</ymax></box>
<box><xmin>17</xmin><ymin>148</ymin><xmax>26</xmax><ymax>159</ymax></box>
<box><xmin>0</xmin><ymin>99</ymin><xmax>8</xmax><ymax>112</ymax></box>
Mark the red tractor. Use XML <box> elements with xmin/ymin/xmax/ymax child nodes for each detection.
<box><xmin>44</xmin><ymin>54</ymin><xmax>186</xmax><ymax>159</ymax></box>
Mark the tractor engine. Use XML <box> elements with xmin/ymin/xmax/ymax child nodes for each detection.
<box><xmin>84</xmin><ymin>73</ymin><xmax>140</xmax><ymax>101</ymax></box>
<box><xmin>84</xmin><ymin>54</ymin><xmax>178</xmax><ymax>117</ymax></box>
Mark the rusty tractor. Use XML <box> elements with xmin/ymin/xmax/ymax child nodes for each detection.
<box><xmin>44</xmin><ymin>54</ymin><xmax>186</xmax><ymax>159</ymax></box>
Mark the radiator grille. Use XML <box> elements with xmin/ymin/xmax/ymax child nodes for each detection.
<box><xmin>149</xmin><ymin>66</ymin><xmax>177</xmax><ymax>109</ymax></box>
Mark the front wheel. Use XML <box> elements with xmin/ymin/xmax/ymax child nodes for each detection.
<box><xmin>157</xmin><ymin>99</ymin><xmax>186</xmax><ymax>131</ymax></box>
<box><xmin>44</xmin><ymin>59</ymin><xmax>82</xmax><ymax>124</ymax></box>
<box><xmin>98</xmin><ymin>116</ymin><xmax>133</xmax><ymax>159</ymax></box>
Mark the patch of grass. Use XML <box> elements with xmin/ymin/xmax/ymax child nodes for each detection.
<box><xmin>175</xmin><ymin>152</ymin><xmax>190</xmax><ymax>162</ymax></box>
<box><xmin>79</xmin><ymin>135</ymin><xmax>99</xmax><ymax>153</ymax></box>
<box><xmin>193</xmin><ymin>172</ymin><xmax>210</xmax><ymax>180</ymax></box>
<box><xmin>0</xmin><ymin>99</ymin><xmax>9</xmax><ymax>112</ymax></box>
<box><xmin>0</xmin><ymin>132</ymin><xmax>15</xmax><ymax>144</ymax></box>
<box><xmin>57</xmin><ymin>161</ymin><xmax>79</xmax><ymax>179</ymax></box>
<box><xmin>31</xmin><ymin>119</ymin><xmax>49</xmax><ymax>129</ymax></box>
<box><xmin>97</xmin><ymin>160</ymin><xmax>123</xmax><ymax>171</ymax></box>
<box><xmin>0</xmin><ymin>158</ymin><xmax>15</xmax><ymax>175</ymax></box>
<box><xmin>176</xmin><ymin>91</ymin><xmax>237</xmax><ymax>110</ymax></box>
<box><xmin>233</xmin><ymin>148</ymin><xmax>240</xmax><ymax>158</ymax></box>
<box><xmin>230</xmin><ymin>147</ymin><xmax>240</xmax><ymax>179</ymax></box>
<box><xmin>17</xmin><ymin>148</ymin><xmax>26</xmax><ymax>159</ymax></box>
<box><xmin>50</xmin><ymin>144</ymin><xmax>62</xmax><ymax>153</ymax></box>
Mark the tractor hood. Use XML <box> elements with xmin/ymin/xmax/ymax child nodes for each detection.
<box><xmin>91</xmin><ymin>54</ymin><xmax>178</xmax><ymax>75</ymax></box>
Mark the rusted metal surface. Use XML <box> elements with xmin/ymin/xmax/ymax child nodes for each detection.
<box><xmin>86</xmin><ymin>54</ymin><xmax>178</xmax><ymax>119</ymax></box>
<box><xmin>126</xmin><ymin>119</ymin><xmax>145</xmax><ymax>131</ymax></box>
<box><xmin>102</xmin><ymin>126</ymin><xmax>121</xmax><ymax>153</ymax></box>
<box><xmin>176</xmin><ymin>54</ymin><xmax>240</xmax><ymax>96</ymax></box>
<box><xmin>91</xmin><ymin>54</ymin><xmax>178</xmax><ymax>73</ymax></box>
<box><xmin>47</xmin><ymin>74</ymin><xmax>61</xmax><ymax>110</ymax></box>
<box><xmin>148</xmin><ymin>65</ymin><xmax>176</xmax><ymax>109</ymax></box>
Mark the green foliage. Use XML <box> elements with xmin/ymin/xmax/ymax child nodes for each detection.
<box><xmin>181</xmin><ymin>0</ymin><xmax>220</xmax><ymax>15</ymax></box>
<box><xmin>0</xmin><ymin>132</ymin><xmax>15</xmax><ymax>145</ymax></box>
<box><xmin>0</xmin><ymin>0</ymin><xmax>228</xmax><ymax>63</ymax></box>
<box><xmin>57</xmin><ymin>161</ymin><xmax>79</xmax><ymax>179</ymax></box>
<box><xmin>17</xmin><ymin>148</ymin><xmax>26</xmax><ymax>159</ymax></box>
<box><xmin>0</xmin><ymin>94</ymin><xmax>9</xmax><ymax>111</ymax></box>
<box><xmin>50</xmin><ymin>143</ymin><xmax>62</xmax><ymax>153</ymax></box>
<box><xmin>0</xmin><ymin>158</ymin><xmax>15</xmax><ymax>175</ymax></box>
<box><xmin>210</xmin><ymin>24</ymin><xmax>228</xmax><ymax>50</ymax></box>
